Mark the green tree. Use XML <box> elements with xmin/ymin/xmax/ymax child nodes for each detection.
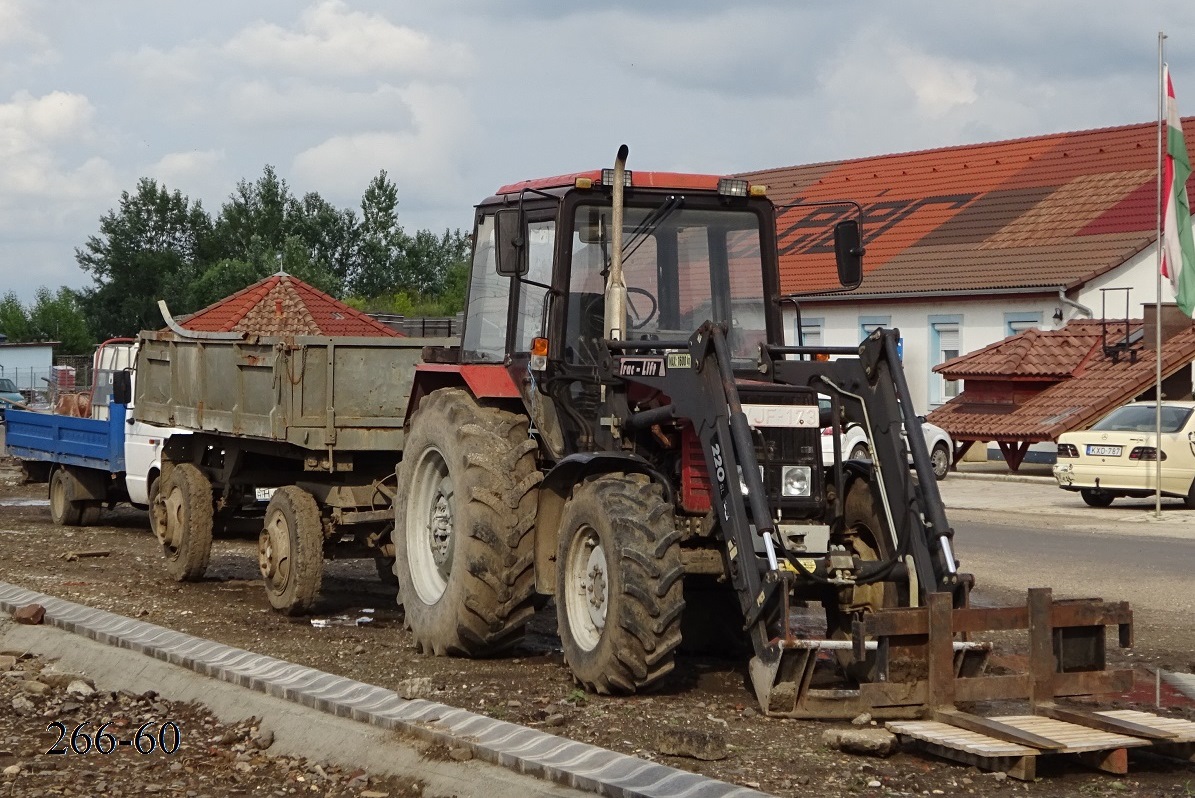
<box><xmin>351</xmin><ymin>171</ymin><xmax>409</xmax><ymax>298</ymax></box>
<box><xmin>402</xmin><ymin>228</ymin><xmax>470</xmax><ymax>297</ymax></box>
<box><xmin>29</xmin><ymin>288</ymin><xmax>92</xmax><ymax>355</ymax></box>
<box><xmin>75</xmin><ymin>178</ymin><xmax>213</xmax><ymax>337</ymax></box>
<box><xmin>210</xmin><ymin>166</ymin><xmax>346</xmax><ymax>297</ymax></box>
<box><xmin>0</xmin><ymin>292</ymin><xmax>31</xmax><ymax>341</ymax></box>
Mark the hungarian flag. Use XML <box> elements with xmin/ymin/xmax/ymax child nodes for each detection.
<box><xmin>1162</xmin><ymin>65</ymin><xmax>1195</xmax><ymax>316</ymax></box>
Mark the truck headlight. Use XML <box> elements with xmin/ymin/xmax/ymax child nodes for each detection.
<box><xmin>782</xmin><ymin>466</ymin><xmax>811</xmax><ymax>497</ymax></box>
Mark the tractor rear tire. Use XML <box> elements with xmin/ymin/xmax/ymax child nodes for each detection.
<box><xmin>49</xmin><ymin>468</ymin><xmax>84</xmax><ymax>527</ymax></box>
<box><xmin>394</xmin><ymin>388</ymin><xmax>540</xmax><ymax>656</ymax></box>
<box><xmin>825</xmin><ymin>476</ymin><xmax>900</xmax><ymax>677</ymax></box>
<box><xmin>158</xmin><ymin>463</ymin><xmax>214</xmax><ymax>582</ymax></box>
<box><xmin>555</xmin><ymin>474</ymin><xmax>684</xmax><ymax>694</ymax></box>
<box><xmin>259</xmin><ymin>486</ymin><xmax>324</xmax><ymax>615</ymax></box>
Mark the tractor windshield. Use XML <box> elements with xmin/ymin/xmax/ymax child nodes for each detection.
<box><xmin>565</xmin><ymin>202</ymin><xmax>767</xmax><ymax>364</ymax></box>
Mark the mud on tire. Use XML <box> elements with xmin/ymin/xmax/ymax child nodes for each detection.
<box><xmin>393</xmin><ymin>388</ymin><xmax>540</xmax><ymax>656</ymax></box>
<box><xmin>158</xmin><ymin>463</ymin><xmax>214</xmax><ymax>582</ymax></box>
<box><xmin>259</xmin><ymin>486</ymin><xmax>324</xmax><ymax>615</ymax></box>
<box><xmin>556</xmin><ymin>473</ymin><xmax>685</xmax><ymax>694</ymax></box>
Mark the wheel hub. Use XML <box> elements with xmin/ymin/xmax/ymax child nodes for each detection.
<box><xmin>161</xmin><ymin>487</ymin><xmax>185</xmax><ymax>548</ymax></box>
<box><xmin>428</xmin><ymin>492</ymin><xmax>453</xmax><ymax>569</ymax></box>
<box><xmin>258</xmin><ymin>514</ymin><xmax>291</xmax><ymax>588</ymax></box>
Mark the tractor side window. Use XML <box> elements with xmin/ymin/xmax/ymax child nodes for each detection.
<box><xmin>462</xmin><ymin>215</ymin><xmax>510</xmax><ymax>362</ymax></box>
<box><xmin>515</xmin><ymin>219</ymin><xmax>556</xmax><ymax>352</ymax></box>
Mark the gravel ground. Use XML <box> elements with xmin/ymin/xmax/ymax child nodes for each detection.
<box><xmin>1</xmin><ymin>459</ymin><xmax>1194</xmax><ymax>797</ymax></box>
<box><xmin>0</xmin><ymin>648</ymin><xmax>423</xmax><ymax>797</ymax></box>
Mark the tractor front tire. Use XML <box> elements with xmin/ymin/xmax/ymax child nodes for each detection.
<box><xmin>825</xmin><ymin>476</ymin><xmax>900</xmax><ymax>677</ymax></box>
<box><xmin>555</xmin><ymin>474</ymin><xmax>684</xmax><ymax>694</ymax></box>
<box><xmin>394</xmin><ymin>389</ymin><xmax>539</xmax><ymax>656</ymax></box>
<box><xmin>158</xmin><ymin>463</ymin><xmax>214</xmax><ymax>582</ymax></box>
<box><xmin>259</xmin><ymin>486</ymin><xmax>324</xmax><ymax>615</ymax></box>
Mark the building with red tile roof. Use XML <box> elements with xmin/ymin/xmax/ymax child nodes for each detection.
<box><xmin>179</xmin><ymin>273</ymin><xmax>401</xmax><ymax>338</ymax></box>
<box><xmin>738</xmin><ymin>118</ymin><xmax>1195</xmax><ymax>421</ymax></box>
<box><xmin>926</xmin><ymin>312</ymin><xmax>1195</xmax><ymax>469</ymax></box>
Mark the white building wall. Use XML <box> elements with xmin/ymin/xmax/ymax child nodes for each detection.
<box><xmin>782</xmin><ymin>240</ymin><xmax>1170</xmax><ymax>416</ymax></box>
<box><xmin>0</xmin><ymin>344</ymin><xmax>54</xmax><ymax>392</ymax></box>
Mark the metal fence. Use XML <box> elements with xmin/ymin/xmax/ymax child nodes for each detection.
<box><xmin>369</xmin><ymin>314</ymin><xmax>464</xmax><ymax>338</ymax></box>
<box><xmin>1</xmin><ymin>354</ymin><xmax>94</xmax><ymax>408</ymax></box>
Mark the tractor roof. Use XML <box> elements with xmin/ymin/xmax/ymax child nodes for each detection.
<box><xmin>495</xmin><ymin>170</ymin><xmax>732</xmax><ymax>196</ymax></box>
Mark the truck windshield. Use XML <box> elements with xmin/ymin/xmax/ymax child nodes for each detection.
<box><xmin>565</xmin><ymin>203</ymin><xmax>766</xmax><ymax>364</ymax></box>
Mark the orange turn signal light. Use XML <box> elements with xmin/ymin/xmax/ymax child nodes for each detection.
<box><xmin>531</xmin><ymin>337</ymin><xmax>549</xmax><ymax>357</ymax></box>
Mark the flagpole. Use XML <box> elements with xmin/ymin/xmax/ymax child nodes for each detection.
<box><xmin>1155</xmin><ymin>32</ymin><xmax>1165</xmax><ymax>519</ymax></box>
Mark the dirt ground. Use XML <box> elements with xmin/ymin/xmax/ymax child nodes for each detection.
<box><xmin>1</xmin><ymin>462</ymin><xmax>1193</xmax><ymax>798</ymax></box>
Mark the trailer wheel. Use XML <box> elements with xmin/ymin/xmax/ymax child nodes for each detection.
<box><xmin>158</xmin><ymin>463</ymin><xmax>213</xmax><ymax>582</ymax></box>
<box><xmin>826</xmin><ymin>477</ymin><xmax>899</xmax><ymax>676</ymax></box>
<box><xmin>48</xmin><ymin>468</ymin><xmax>84</xmax><ymax>526</ymax></box>
<box><xmin>556</xmin><ymin>474</ymin><xmax>684</xmax><ymax>694</ymax></box>
<box><xmin>394</xmin><ymin>388</ymin><xmax>539</xmax><ymax>656</ymax></box>
<box><xmin>259</xmin><ymin>486</ymin><xmax>324</xmax><ymax>615</ymax></box>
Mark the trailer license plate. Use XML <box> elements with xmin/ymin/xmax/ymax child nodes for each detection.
<box><xmin>255</xmin><ymin>487</ymin><xmax>277</xmax><ymax>502</ymax></box>
<box><xmin>1086</xmin><ymin>445</ymin><xmax>1122</xmax><ymax>457</ymax></box>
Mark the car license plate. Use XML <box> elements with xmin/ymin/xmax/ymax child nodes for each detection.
<box><xmin>1085</xmin><ymin>445</ymin><xmax>1122</xmax><ymax>457</ymax></box>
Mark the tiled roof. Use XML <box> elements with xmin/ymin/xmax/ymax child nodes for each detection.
<box><xmin>926</xmin><ymin>319</ymin><xmax>1195</xmax><ymax>442</ymax></box>
<box><xmin>180</xmin><ymin>274</ymin><xmax>401</xmax><ymax>337</ymax></box>
<box><xmin>739</xmin><ymin>119</ymin><xmax>1195</xmax><ymax>296</ymax></box>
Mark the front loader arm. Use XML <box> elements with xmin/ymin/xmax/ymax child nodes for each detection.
<box><xmin>769</xmin><ymin>328</ymin><xmax>964</xmax><ymax>604</ymax></box>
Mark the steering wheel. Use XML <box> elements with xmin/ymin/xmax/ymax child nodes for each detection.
<box><xmin>626</xmin><ymin>286</ymin><xmax>658</xmax><ymax>330</ymax></box>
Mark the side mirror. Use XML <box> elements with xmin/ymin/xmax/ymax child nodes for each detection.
<box><xmin>834</xmin><ymin>219</ymin><xmax>864</xmax><ymax>289</ymax></box>
<box><xmin>495</xmin><ymin>209</ymin><xmax>526</xmax><ymax>276</ymax></box>
<box><xmin>112</xmin><ymin>370</ymin><xmax>132</xmax><ymax>406</ymax></box>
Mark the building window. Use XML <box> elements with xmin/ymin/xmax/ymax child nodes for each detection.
<box><xmin>1004</xmin><ymin>311</ymin><xmax>1042</xmax><ymax>337</ymax></box>
<box><xmin>929</xmin><ymin>315</ymin><xmax>962</xmax><ymax>405</ymax></box>
<box><xmin>797</xmin><ymin>316</ymin><xmax>823</xmax><ymax>347</ymax></box>
<box><xmin>858</xmin><ymin>315</ymin><xmax>890</xmax><ymax>342</ymax></box>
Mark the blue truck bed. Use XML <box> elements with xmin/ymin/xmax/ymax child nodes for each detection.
<box><xmin>3</xmin><ymin>405</ymin><xmax>126</xmax><ymax>473</ymax></box>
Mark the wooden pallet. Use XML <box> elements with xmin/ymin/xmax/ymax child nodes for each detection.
<box><xmin>888</xmin><ymin>709</ymin><xmax>1193</xmax><ymax>780</ymax></box>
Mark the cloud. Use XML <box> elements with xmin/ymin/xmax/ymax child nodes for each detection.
<box><xmin>226</xmin><ymin>0</ymin><xmax>475</xmax><ymax>80</ymax></box>
<box><xmin>291</xmin><ymin>82</ymin><xmax>474</xmax><ymax>210</ymax></box>
<box><xmin>0</xmin><ymin>0</ymin><xmax>49</xmax><ymax>50</ymax></box>
<box><xmin>0</xmin><ymin>90</ymin><xmax>111</xmax><ymax>196</ymax></box>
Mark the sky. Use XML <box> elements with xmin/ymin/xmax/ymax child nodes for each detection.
<box><xmin>3</xmin><ymin>0</ymin><xmax>1195</xmax><ymax>303</ymax></box>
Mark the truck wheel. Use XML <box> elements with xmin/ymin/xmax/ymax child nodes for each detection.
<box><xmin>158</xmin><ymin>463</ymin><xmax>214</xmax><ymax>582</ymax></box>
<box><xmin>49</xmin><ymin>468</ymin><xmax>84</xmax><ymax>526</ymax></box>
<box><xmin>556</xmin><ymin>474</ymin><xmax>684</xmax><ymax>694</ymax></box>
<box><xmin>825</xmin><ymin>477</ymin><xmax>899</xmax><ymax>677</ymax></box>
<box><xmin>930</xmin><ymin>443</ymin><xmax>951</xmax><ymax>481</ymax></box>
<box><xmin>259</xmin><ymin>486</ymin><xmax>324</xmax><ymax>615</ymax></box>
<box><xmin>147</xmin><ymin>476</ymin><xmax>165</xmax><ymax>540</ymax></box>
<box><xmin>394</xmin><ymin>388</ymin><xmax>539</xmax><ymax>656</ymax></box>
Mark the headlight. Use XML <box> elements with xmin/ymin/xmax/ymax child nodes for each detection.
<box><xmin>782</xmin><ymin>466</ymin><xmax>812</xmax><ymax>497</ymax></box>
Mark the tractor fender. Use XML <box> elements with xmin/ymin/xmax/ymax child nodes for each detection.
<box><xmin>533</xmin><ymin>452</ymin><xmax>674</xmax><ymax>596</ymax></box>
<box><xmin>403</xmin><ymin>364</ymin><xmax>523</xmax><ymax>425</ymax></box>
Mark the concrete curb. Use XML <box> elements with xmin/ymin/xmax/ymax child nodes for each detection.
<box><xmin>949</xmin><ymin>470</ymin><xmax>1056</xmax><ymax>485</ymax></box>
<box><xmin>0</xmin><ymin>581</ymin><xmax>768</xmax><ymax>798</ymax></box>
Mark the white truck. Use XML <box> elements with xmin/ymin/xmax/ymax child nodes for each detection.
<box><xmin>3</xmin><ymin>338</ymin><xmax>187</xmax><ymax>532</ymax></box>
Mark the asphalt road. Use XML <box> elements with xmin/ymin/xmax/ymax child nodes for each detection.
<box><xmin>941</xmin><ymin>474</ymin><xmax>1195</xmax><ymax>666</ymax></box>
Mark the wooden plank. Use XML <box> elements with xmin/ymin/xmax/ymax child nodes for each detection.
<box><xmin>933</xmin><ymin>708</ymin><xmax>1065</xmax><ymax>751</ymax></box>
<box><xmin>887</xmin><ymin>721</ymin><xmax>1037</xmax><ymax>756</ymax></box>
<box><xmin>1096</xmin><ymin>710</ymin><xmax>1195</xmax><ymax>743</ymax></box>
<box><xmin>992</xmin><ymin>716</ymin><xmax>1150</xmax><ymax>753</ymax></box>
<box><xmin>1042</xmin><ymin>705</ymin><xmax>1178</xmax><ymax>741</ymax></box>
